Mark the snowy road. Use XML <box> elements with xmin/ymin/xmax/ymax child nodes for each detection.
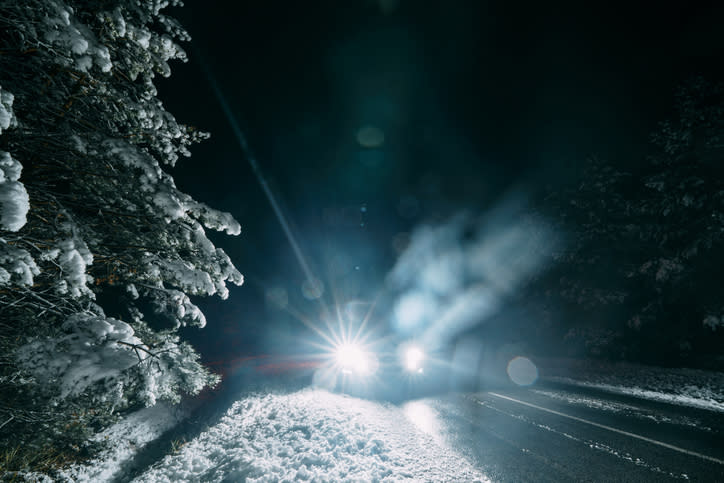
<box><xmin>427</xmin><ymin>385</ymin><xmax>724</xmax><ymax>482</ymax></box>
<box><xmin>126</xmin><ymin>381</ymin><xmax>723</xmax><ymax>482</ymax></box>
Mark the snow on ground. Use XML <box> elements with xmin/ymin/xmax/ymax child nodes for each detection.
<box><xmin>535</xmin><ymin>357</ymin><xmax>724</xmax><ymax>412</ymax></box>
<box><xmin>531</xmin><ymin>389</ymin><xmax>713</xmax><ymax>430</ymax></box>
<box><xmin>54</xmin><ymin>401</ymin><xmax>189</xmax><ymax>482</ymax></box>
<box><xmin>133</xmin><ymin>388</ymin><xmax>489</xmax><ymax>483</ymax></box>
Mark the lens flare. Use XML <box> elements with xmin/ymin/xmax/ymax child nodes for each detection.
<box><xmin>355</xmin><ymin>125</ymin><xmax>385</xmax><ymax>148</ymax></box>
<box><xmin>507</xmin><ymin>356</ymin><xmax>538</xmax><ymax>386</ymax></box>
<box><xmin>335</xmin><ymin>343</ymin><xmax>374</xmax><ymax>375</ymax></box>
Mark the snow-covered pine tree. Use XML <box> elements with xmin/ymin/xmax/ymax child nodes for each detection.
<box><xmin>633</xmin><ymin>77</ymin><xmax>724</xmax><ymax>361</ymax></box>
<box><xmin>531</xmin><ymin>78</ymin><xmax>723</xmax><ymax>364</ymax></box>
<box><xmin>0</xmin><ymin>0</ymin><xmax>243</xmax><ymax>464</ymax></box>
<box><xmin>528</xmin><ymin>155</ymin><xmax>633</xmax><ymax>358</ymax></box>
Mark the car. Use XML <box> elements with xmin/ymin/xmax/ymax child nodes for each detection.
<box><xmin>313</xmin><ymin>337</ymin><xmax>457</xmax><ymax>402</ymax></box>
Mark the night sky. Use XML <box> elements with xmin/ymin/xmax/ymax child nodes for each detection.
<box><xmin>155</xmin><ymin>1</ymin><xmax>723</xmax><ymax>364</ymax></box>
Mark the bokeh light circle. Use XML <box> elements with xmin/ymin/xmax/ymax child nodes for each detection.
<box><xmin>265</xmin><ymin>286</ymin><xmax>288</xmax><ymax>309</ymax></box>
<box><xmin>301</xmin><ymin>278</ymin><xmax>324</xmax><ymax>300</ymax></box>
<box><xmin>506</xmin><ymin>356</ymin><xmax>538</xmax><ymax>386</ymax></box>
<box><xmin>356</xmin><ymin>125</ymin><xmax>385</xmax><ymax>148</ymax></box>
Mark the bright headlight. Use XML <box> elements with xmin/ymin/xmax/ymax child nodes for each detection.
<box><xmin>403</xmin><ymin>345</ymin><xmax>425</xmax><ymax>372</ymax></box>
<box><xmin>335</xmin><ymin>343</ymin><xmax>373</xmax><ymax>375</ymax></box>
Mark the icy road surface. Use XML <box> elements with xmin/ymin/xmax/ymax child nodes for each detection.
<box><xmin>130</xmin><ymin>383</ymin><xmax>724</xmax><ymax>482</ymax></box>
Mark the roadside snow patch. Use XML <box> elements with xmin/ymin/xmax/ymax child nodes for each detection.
<box><xmin>56</xmin><ymin>402</ymin><xmax>188</xmax><ymax>482</ymax></box>
<box><xmin>537</xmin><ymin>358</ymin><xmax>724</xmax><ymax>412</ymax></box>
<box><xmin>134</xmin><ymin>388</ymin><xmax>489</xmax><ymax>482</ymax></box>
<box><xmin>532</xmin><ymin>389</ymin><xmax>711</xmax><ymax>430</ymax></box>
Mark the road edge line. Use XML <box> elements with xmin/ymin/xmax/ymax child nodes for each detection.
<box><xmin>486</xmin><ymin>392</ymin><xmax>724</xmax><ymax>466</ymax></box>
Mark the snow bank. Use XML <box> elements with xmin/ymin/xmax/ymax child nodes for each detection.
<box><xmin>531</xmin><ymin>389</ymin><xmax>712</xmax><ymax>430</ymax></box>
<box><xmin>55</xmin><ymin>402</ymin><xmax>188</xmax><ymax>482</ymax></box>
<box><xmin>134</xmin><ymin>388</ymin><xmax>489</xmax><ymax>482</ymax></box>
<box><xmin>536</xmin><ymin>358</ymin><xmax>724</xmax><ymax>412</ymax></box>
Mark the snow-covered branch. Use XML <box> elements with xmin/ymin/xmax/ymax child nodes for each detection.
<box><xmin>0</xmin><ymin>0</ymin><xmax>237</xmax><ymax>464</ymax></box>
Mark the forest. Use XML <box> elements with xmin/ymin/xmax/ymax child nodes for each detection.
<box><xmin>0</xmin><ymin>0</ymin><xmax>722</xmax><ymax>475</ymax></box>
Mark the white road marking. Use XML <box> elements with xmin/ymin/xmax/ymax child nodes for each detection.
<box><xmin>473</xmin><ymin>396</ymin><xmax>687</xmax><ymax>479</ymax></box>
<box><xmin>486</xmin><ymin>392</ymin><xmax>724</xmax><ymax>466</ymax></box>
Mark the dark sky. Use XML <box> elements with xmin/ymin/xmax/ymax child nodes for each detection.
<box><xmin>156</xmin><ymin>1</ymin><xmax>723</xmax><ymax>361</ymax></box>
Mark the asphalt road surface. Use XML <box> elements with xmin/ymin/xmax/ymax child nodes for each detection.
<box><xmin>426</xmin><ymin>383</ymin><xmax>724</xmax><ymax>482</ymax></box>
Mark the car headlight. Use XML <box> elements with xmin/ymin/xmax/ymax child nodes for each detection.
<box><xmin>335</xmin><ymin>343</ymin><xmax>374</xmax><ymax>375</ymax></box>
<box><xmin>403</xmin><ymin>345</ymin><xmax>425</xmax><ymax>373</ymax></box>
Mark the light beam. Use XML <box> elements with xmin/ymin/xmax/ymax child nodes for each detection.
<box><xmin>193</xmin><ymin>45</ymin><xmax>321</xmax><ymax>307</ymax></box>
